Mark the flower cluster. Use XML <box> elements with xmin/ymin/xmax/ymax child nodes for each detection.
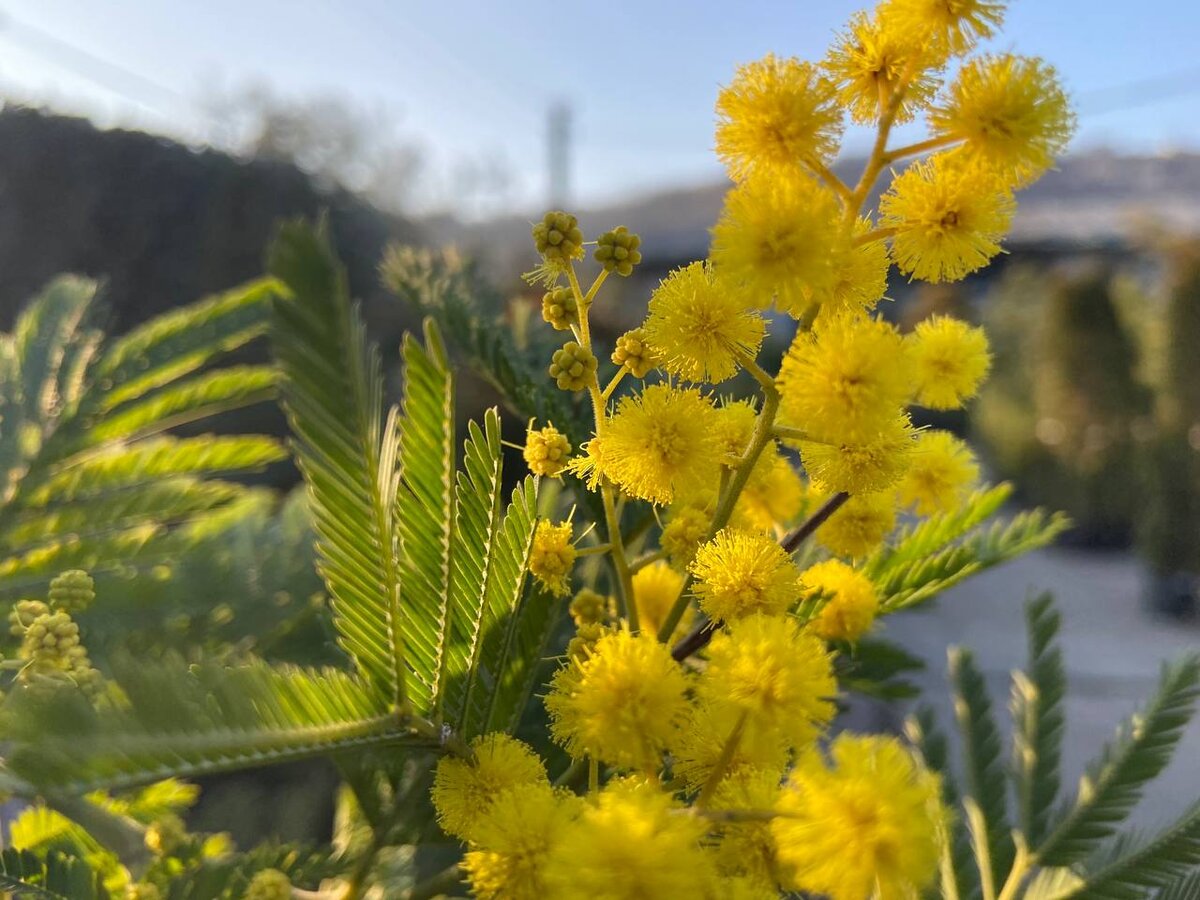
<box><xmin>443</xmin><ymin>1</ymin><xmax>1072</xmax><ymax>897</ymax></box>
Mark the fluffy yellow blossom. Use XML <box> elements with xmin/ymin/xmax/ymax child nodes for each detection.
<box><xmin>823</xmin><ymin>11</ymin><xmax>942</xmax><ymax>124</ymax></box>
<box><xmin>712</xmin><ymin>399</ymin><xmax>759</xmax><ymax>464</ymax></box>
<box><xmin>884</xmin><ymin>0</ymin><xmax>1005</xmax><ymax>55</ymax></box>
<box><xmin>529</xmin><ymin>520</ymin><xmax>576</xmax><ymax>596</ymax></box>
<box><xmin>430</xmin><ymin>733</ymin><xmax>548</xmax><ymax>842</ymax></box>
<box><xmin>523</xmin><ymin>423</ymin><xmax>572</xmax><ymax>477</ymax></box>
<box><xmin>897</xmin><ymin>429</ymin><xmax>980</xmax><ymax>514</ymax></box>
<box><xmin>800</xmin><ymin>559</ymin><xmax>880</xmax><ymax>642</ymax></box>
<box><xmin>711</xmin><ymin>172</ymin><xmax>842</xmax><ymax>317</ymax></box>
<box><xmin>462</xmin><ymin>783</ymin><xmax>582</xmax><ymax>900</ymax></box>
<box><xmin>661</xmin><ymin>504</ymin><xmax>712</xmax><ymax>569</ymax></box>
<box><xmin>908</xmin><ymin>314</ymin><xmax>992</xmax><ymax>409</ymax></box>
<box><xmin>673</xmin><ymin>701</ymin><xmax>790</xmax><ymax>792</ymax></box>
<box><xmin>816</xmin><ymin>491</ymin><xmax>897</xmax><ymax>558</ymax></box>
<box><xmin>881</xmin><ymin>154</ymin><xmax>1016</xmax><ymax>283</ymax></box>
<box><xmin>798</xmin><ymin>414</ymin><xmax>916</xmax><ymax>495</ymax></box>
<box><xmin>598</xmin><ymin>384</ymin><xmax>722</xmax><ymax>505</ymax></box>
<box><xmin>611</xmin><ymin>327</ymin><xmax>659</xmax><ymax>379</ymax></box>
<box><xmin>715</xmin><ymin>54</ymin><xmax>842</xmax><ymax>181</ymax></box>
<box><xmin>543</xmin><ymin>779</ymin><xmax>716</xmax><ymax>899</ymax></box>
<box><xmin>773</xmin><ymin>734</ymin><xmax>943</xmax><ymax>900</ymax></box>
<box><xmin>690</xmin><ymin>529</ymin><xmax>798</xmax><ymax>622</ymax></box>
<box><xmin>643</xmin><ymin>262</ymin><xmax>765</xmax><ymax>384</ymax></box>
<box><xmin>712</xmin><ymin>768</ymin><xmax>785</xmax><ymax>886</ymax></box>
<box><xmin>632</xmin><ymin>561</ymin><xmax>690</xmax><ymax>640</ymax></box>
<box><xmin>778</xmin><ymin>313</ymin><xmax>913</xmax><ymax>444</ymax></box>
<box><xmin>735</xmin><ymin>449</ymin><xmax>806</xmax><ymax>532</ymax></box>
<box><xmin>932</xmin><ymin>54</ymin><xmax>1075</xmax><ymax>187</ymax></box>
<box><xmin>813</xmin><ymin>219</ymin><xmax>892</xmax><ymax>314</ymax></box>
<box><xmin>699</xmin><ymin>613</ymin><xmax>836</xmax><ymax>749</ymax></box>
<box><xmin>545</xmin><ymin>629</ymin><xmax>690</xmax><ymax>770</ymax></box>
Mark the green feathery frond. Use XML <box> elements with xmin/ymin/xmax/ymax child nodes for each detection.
<box><xmin>1013</xmin><ymin>593</ymin><xmax>1067</xmax><ymax>847</ymax></box>
<box><xmin>268</xmin><ymin>220</ymin><xmax>406</xmax><ymax>708</ymax></box>
<box><xmin>948</xmin><ymin>648</ymin><xmax>1015</xmax><ymax>896</ymax></box>
<box><xmin>161</xmin><ymin>843</ymin><xmax>339</xmax><ymax>900</ymax></box>
<box><xmin>1059</xmin><ymin>801</ymin><xmax>1200</xmax><ymax>899</ymax></box>
<box><xmin>439</xmin><ymin>411</ymin><xmax>540</xmax><ymax>739</ymax></box>
<box><xmin>905</xmin><ymin>707</ymin><xmax>981</xmax><ymax>900</ymax></box>
<box><xmin>877</xmin><ymin>506</ymin><xmax>1070</xmax><ymax>613</ymax></box>
<box><xmin>1037</xmin><ymin>654</ymin><xmax>1200</xmax><ymax>867</ymax></box>
<box><xmin>4</xmin><ymin>659</ymin><xmax>433</xmax><ymax>795</ymax></box>
<box><xmin>394</xmin><ymin>323</ymin><xmax>456</xmax><ymax>716</ymax></box>
<box><xmin>0</xmin><ymin>848</ymin><xmax>108</xmax><ymax>899</ymax></box>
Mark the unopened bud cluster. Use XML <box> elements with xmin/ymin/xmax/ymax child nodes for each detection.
<box><xmin>532</xmin><ymin>211</ymin><xmax>584</xmax><ymax>266</ymax></box>
<box><xmin>612</xmin><ymin>328</ymin><xmax>658</xmax><ymax>379</ymax></box>
<box><xmin>594</xmin><ymin>226</ymin><xmax>643</xmax><ymax>276</ymax></box>
<box><xmin>549</xmin><ymin>342</ymin><xmax>598</xmax><ymax>392</ymax></box>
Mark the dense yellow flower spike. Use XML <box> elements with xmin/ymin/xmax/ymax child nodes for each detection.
<box><xmin>643</xmin><ymin>262</ymin><xmax>766</xmax><ymax>384</ymax></box>
<box><xmin>690</xmin><ymin>528</ymin><xmax>799</xmax><ymax>622</ymax></box>
<box><xmin>715</xmin><ymin>54</ymin><xmax>843</xmax><ymax>180</ymax></box>
<box><xmin>773</xmin><ymin>735</ymin><xmax>944</xmax><ymax>899</ymax></box>
<box><xmin>466</xmin><ymin>2</ymin><xmax>1076</xmax><ymax>896</ymax></box>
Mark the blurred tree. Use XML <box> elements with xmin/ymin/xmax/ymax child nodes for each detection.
<box><xmin>1139</xmin><ymin>243</ymin><xmax>1200</xmax><ymax>614</ymax></box>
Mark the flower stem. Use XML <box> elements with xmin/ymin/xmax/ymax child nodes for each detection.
<box><xmin>696</xmin><ymin>711</ymin><xmax>748</xmax><ymax>807</ymax></box>
<box><xmin>404</xmin><ymin>864</ymin><xmax>463</xmax><ymax>900</ymax></box>
<box><xmin>880</xmin><ymin>133</ymin><xmax>962</xmax><ymax>165</ymax></box>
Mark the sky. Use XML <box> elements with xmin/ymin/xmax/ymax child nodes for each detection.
<box><xmin>0</xmin><ymin>0</ymin><xmax>1198</xmax><ymax>216</ymax></box>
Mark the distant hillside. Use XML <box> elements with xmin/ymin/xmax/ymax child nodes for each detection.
<box><xmin>442</xmin><ymin>150</ymin><xmax>1200</xmax><ymax>281</ymax></box>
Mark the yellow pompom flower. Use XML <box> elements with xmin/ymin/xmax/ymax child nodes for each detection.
<box><xmin>815</xmin><ymin>491</ymin><xmax>897</xmax><ymax>559</ymax></box>
<box><xmin>542</xmin><ymin>779</ymin><xmax>716</xmax><ymax>899</ymax></box>
<box><xmin>880</xmin><ymin>154</ymin><xmax>1016</xmax><ymax>283</ymax></box>
<box><xmin>714</xmin><ymin>54</ymin><xmax>843</xmax><ymax>181</ymax></box>
<box><xmin>823</xmin><ymin>11</ymin><xmax>942</xmax><ymax>125</ymax></box>
<box><xmin>812</xmin><ymin>219</ymin><xmax>892</xmax><ymax>314</ymax></box>
<box><xmin>690</xmin><ymin>529</ymin><xmax>798</xmax><ymax>622</ymax></box>
<box><xmin>598</xmin><ymin>384</ymin><xmax>722</xmax><ymax>506</ymax></box>
<box><xmin>523</xmin><ymin>422</ymin><xmax>572</xmax><ymax>478</ymax></box>
<box><xmin>897</xmin><ymin>429</ymin><xmax>980</xmax><ymax>514</ymax></box>
<box><xmin>712</xmin><ymin>399</ymin><xmax>759</xmax><ymax>465</ymax></box>
<box><xmin>528</xmin><ymin>520</ymin><xmax>576</xmax><ymax>596</ymax></box>
<box><xmin>462</xmin><ymin>783</ymin><xmax>582</xmax><ymax>900</ymax></box>
<box><xmin>777</xmin><ymin>313</ymin><xmax>912</xmax><ymax>444</ymax></box>
<box><xmin>798</xmin><ymin>414</ymin><xmax>916</xmax><ymax>495</ymax></box>
<box><xmin>711</xmin><ymin>172</ymin><xmax>842</xmax><ymax>317</ymax></box>
<box><xmin>431</xmin><ymin>733</ymin><xmax>548</xmax><ymax>842</ymax></box>
<box><xmin>799</xmin><ymin>559</ymin><xmax>880</xmax><ymax>642</ymax></box>
<box><xmin>932</xmin><ymin>54</ymin><xmax>1075</xmax><ymax>187</ymax></box>
<box><xmin>711</xmin><ymin>768</ymin><xmax>785</xmax><ymax>886</ymax></box>
<box><xmin>661</xmin><ymin>503</ymin><xmax>712</xmax><ymax>569</ymax></box>
<box><xmin>632</xmin><ymin>561</ymin><xmax>690</xmax><ymax>640</ymax></box>
<box><xmin>643</xmin><ymin>262</ymin><xmax>765</xmax><ymax>384</ymax></box>
<box><xmin>884</xmin><ymin>0</ymin><xmax>1005</xmax><ymax>55</ymax></box>
<box><xmin>773</xmin><ymin>734</ymin><xmax>943</xmax><ymax>900</ymax></box>
<box><xmin>734</xmin><ymin>449</ymin><xmax>806</xmax><ymax>533</ymax></box>
<box><xmin>908</xmin><ymin>314</ymin><xmax>992</xmax><ymax>409</ymax></box>
<box><xmin>699</xmin><ymin>613</ymin><xmax>836</xmax><ymax>749</ymax></box>
<box><xmin>673</xmin><ymin>700</ymin><xmax>790</xmax><ymax>792</ymax></box>
<box><xmin>545</xmin><ymin>628</ymin><xmax>690</xmax><ymax>770</ymax></box>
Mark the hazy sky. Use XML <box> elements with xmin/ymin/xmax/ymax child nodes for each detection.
<box><xmin>1</xmin><ymin>0</ymin><xmax>1197</xmax><ymax>214</ymax></box>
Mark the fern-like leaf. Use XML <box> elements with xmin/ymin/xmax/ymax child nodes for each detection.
<box><xmin>0</xmin><ymin>848</ymin><xmax>108</xmax><ymax>899</ymax></box>
<box><xmin>948</xmin><ymin>648</ymin><xmax>1015</xmax><ymax>895</ymax></box>
<box><xmin>1062</xmin><ymin>801</ymin><xmax>1200</xmax><ymax>899</ymax></box>
<box><xmin>5</xmin><ymin>660</ymin><xmax>432</xmax><ymax>794</ymax></box>
<box><xmin>1037</xmin><ymin>654</ymin><xmax>1200</xmax><ymax>867</ymax></box>
<box><xmin>1013</xmin><ymin>593</ymin><xmax>1067</xmax><ymax>847</ymax></box>
<box><xmin>269</xmin><ymin>220</ymin><xmax>406</xmax><ymax>708</ymax></box>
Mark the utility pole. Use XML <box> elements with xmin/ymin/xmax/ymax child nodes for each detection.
<box><xmin>547</xmin><ymin>100</ymin><xmax>571</xmax><ymax>209</ymax></box>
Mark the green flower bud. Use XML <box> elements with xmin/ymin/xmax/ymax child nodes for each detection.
<box><xmin>569</xmin><ymin>588</ymin><xmax>609</xmax><ymax>626</ymax></box>
<box><xmin>145</xmin><ymin>814</ymin><xmax>187</xmax><ymax>856</ymax></box>
<box><xmin>549</xmin><ymin>341</ymin><xmax>598</xmax><ymax>392</ymax></box>
<box><xmin>532</xmin><ymin>211</ymin><xmax>584</xmax><ymax>265</ymax></box>
<box><xmin>524</xmin><ymin>424</ymin><xmax>573</xmax><ymax>478</ymax></box>
<box><xmin>9</xmin><ymin>599</ymin><xmax>49</xmax><ymax>636</ymax></box>
<box><xmin>541</xmin><ymin>287</ymin><xmax>579</xmax><ymax>331</ymax></box>
<box><xmin>612</xmin><ymin>328</ymin><xmax>659</xmax><ymax>379</ymax></box>
<box><xmin>20</xmin><ymin>612</ymin><xmax>81</xmax><ymax>668</ymax></box>
<box><xmin>594</xmin><ymin>226</ymin><xmax>643</xmax><ymax>276</ymax></box>
<box><xmin>49</xmin><ymin>569</ymin><xmax>95</xmax><ymax>614</ymax></box>
<box><xmin>245</xmin><ymin>868</ymin><xmax>292</xmax><ymax>900</ymax></box>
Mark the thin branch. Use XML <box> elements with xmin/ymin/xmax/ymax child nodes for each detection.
<box><xmin>881</xmin><ymin>133</ymin><xmax>962</xmax><ymax>166</ymax></box>
<box><xmin>782</xmin><ymin>492</ymin><xmax>850</xmax><ymax>554</ymax></box>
